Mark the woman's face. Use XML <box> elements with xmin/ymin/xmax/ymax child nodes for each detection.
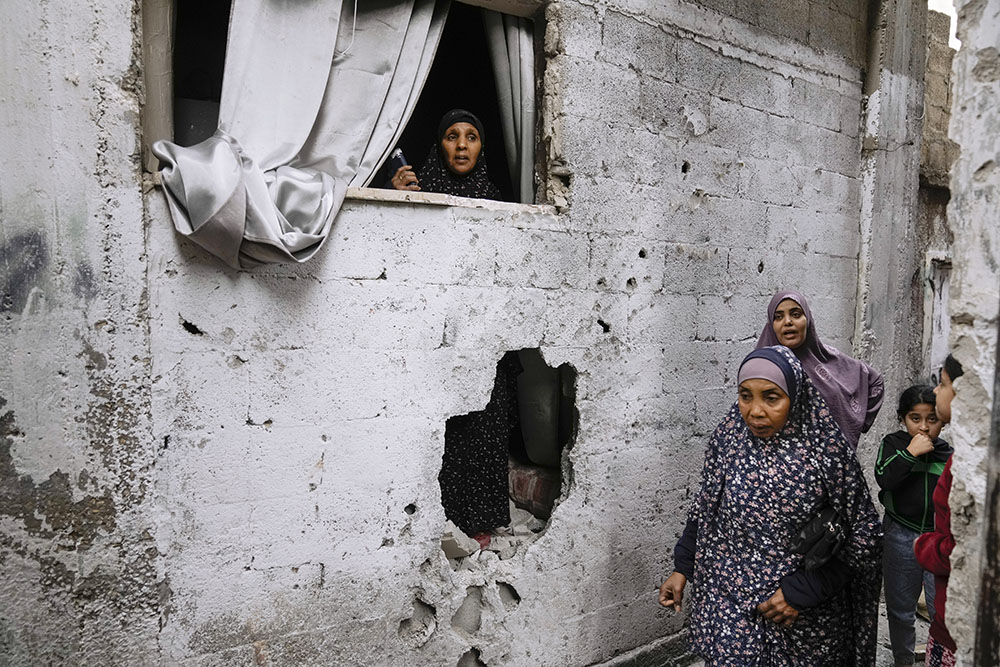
<box><xmin>933</xmin><ymin>368</ymin><xmax>955</xmax><ymax>424</ymax></box>
<box><xmin>441</xmin><ymin>122</ymin><xmax>482</xmax><ymax>176</ymax></box>
<box><xmin>902</xmin><ymin>402</ymin><xmax>943</xmax><ymax>441</ymax></box>
<box><xmin>738</xmin><ymin>379</ymin><xmax>791</xmax><ymax>438</ymax></box>
<box><xmin>771</xmin><ymin>298</ymin><xmax>808</xmax><ymax>349</ymax></box>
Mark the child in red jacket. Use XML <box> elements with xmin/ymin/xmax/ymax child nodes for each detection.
<box><xmin>913</xmin><ymin>354</ymin><xmax>964</xmax><ymax>666</ymax></box>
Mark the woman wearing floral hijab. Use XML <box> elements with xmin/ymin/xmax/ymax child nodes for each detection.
<box><xmin>659</xmin><ymin>346</ymin><xmax>882</xmax><ymax>665</ymax></box>
<box><xmin>390</xmin><ymin>109</ymin><xmax>502</xmax><ymax>200</ymax></box>
<box><xmin>756</xmin><ymin>290</ymin><xmax>884</xmax><ymax>449</ymax></box>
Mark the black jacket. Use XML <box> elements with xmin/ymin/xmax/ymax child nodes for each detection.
<box><xmin>874</xmin><ymin>430</ymin><xmax>952</xmax><ymax>533</ymax></box>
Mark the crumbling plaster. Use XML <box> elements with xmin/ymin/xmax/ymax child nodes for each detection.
<box><xmin>0</xmin><ymin>0</ymin><xmax>160</xmax><ymax>664</ymax></box>
<box><xmin>941</xmin><ymin>0</ymin><xmax>1000</xmax><ymax>660</ymax></box>
<box><xmin>147</xmin><ymin>2</ymin><xmax>873</xmax><ymax>665</ymax></box>
<box><xmin>0</xmin><ymin>0</ymin><xmax>941</xmax><ymax>664</ymax></box>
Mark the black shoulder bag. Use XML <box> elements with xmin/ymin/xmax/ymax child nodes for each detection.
<box><xmin>789</xmin><ymin>506</ymin><xmax>846</xmax><ymax>570</ymax></box>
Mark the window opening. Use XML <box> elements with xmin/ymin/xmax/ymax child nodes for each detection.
<box><xmin>374</xmin><ymin>3</ymin><xmax>517</xmax><ymax>201</ymax></box>
<box><xmin>925</xmin><ymin>257</ymin><xmax>952</xmax><ymax>377</ymax></box>
<box><xmin>439</xmin><ymin>349</ymin><xmax>577</xmax><ymax>563</ymax></box>
<box><xmin>172</xmin><ymin>0</ymin><xmax>230</xmax><ymax>147</ymax></box>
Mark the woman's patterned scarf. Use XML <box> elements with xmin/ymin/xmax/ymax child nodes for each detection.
<box><xmin>687</xmin><ymin>345</ymin><xmax>882</xmax><ymax>665</ymax></box>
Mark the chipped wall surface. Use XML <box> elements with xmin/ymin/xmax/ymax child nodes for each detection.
<box><xmin>922</xmin><ymin>10</ymin><xmax>960</xmax><ymax>189</ymax></box>
<box><xmin>147</xmin><ymin>3</ymin><xmax>873</xmax><ymax>665</ymax></box>
<box><xmin>0</xmin><ymin>0</ymin><xmax>160</xmax><ymax>664</ymax></box>
<box><xmin>1</xmin><ymin>0</ymin><xmax>938</xmax><ymax>665</ymax></box>
<box><xmin>943</xmin><ymin>0</ymin><xmax>1000</xmax><ymax>660</ymax></box>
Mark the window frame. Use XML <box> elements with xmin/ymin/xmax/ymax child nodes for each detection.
<box><xmin>141</xmin><ymin>0</ymin><xmax>548</xmax><ymax>207</ymax></box>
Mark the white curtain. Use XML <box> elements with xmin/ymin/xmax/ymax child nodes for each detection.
<box><xmin>152</xmin><ymin>0</ymin><xmax>449</xmax><ymax>269</ymax></box>
<box><xmin>482</xmin><ymin>10</ymin><xmax>535</xmax><ymax>204</ymax></box>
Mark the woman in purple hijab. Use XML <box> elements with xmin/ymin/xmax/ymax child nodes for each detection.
<box><xmin>756</xmin><ymin>290</ymin><xmax>884</xmax><ymax>449</ymax></box>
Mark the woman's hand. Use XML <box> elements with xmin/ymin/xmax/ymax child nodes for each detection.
<box><xmin>907</xmin><ymin>433</ymin><xmax>935</xmax><ymax>457</ymax></box>
<box><xmin>391</xmin><ymin>165</ymin><xmax>420</xmax><ymax>191</ymax></box>
<box><xmin>658</xmin><ymin>572</ymin><xmax>687</xmax><ymax>611</ymax></box>
<box><xmin>757</xmin><ymin>587</ymin><xmax>799</xmax><ymax>626</ymax></box>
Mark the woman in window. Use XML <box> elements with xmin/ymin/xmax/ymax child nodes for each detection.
<box><xmin>659</xmin><ymin>346</ymin><xmax>882</xmax><ymax>665</ymax></box>
<box><xmin>390</xmin><ymin>109</ymin><xmax>501</xmax><ymax>200</ymax></box>
<box><xmin>755</xmin><ymin>290</ymin><xmax>884</xmax><ymax>449</ymax></box>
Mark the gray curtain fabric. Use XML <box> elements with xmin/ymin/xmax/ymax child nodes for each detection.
<box><xmin>152</xmin><ymin>0</ymin><xmax>448</xmax><ymax>269</ymax></box>
<box><xmin>482</xmin><ymin>10</ymin><xmax>535</xmax><ymax>204</ymax></box>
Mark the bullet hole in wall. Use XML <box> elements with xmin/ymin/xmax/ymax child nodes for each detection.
<box><xmin>404</xmin><ymin>503</ymin><xmax>417</xmax><ymax>515</ymax></box>
<box><xmin>439</xmin><ymin>349</ymin><xmax>577</xmax><ymax>555</ymax></box>
<box><xmin>457</xmin><ymin>648</ymin><xmax>487</xmax><ymax>667</ymax></box>
<box><xmin>638</xmin><ymin>248</ymin><xmax>647</xmax><ymax>258</ymax></box>
<box><xmin>681</xmin><ymin>160</ymin><xmax>691</xmax><ymax>174</ymax></box>
<box><xmin>180</xmin><ymin>316</ymin><xmax>205</xmax><ymax>335</ymax></box>
<box><xmin>626</xmin><ymin>277</ymin><xmax>638</xmax><ymax>289</ymax></box>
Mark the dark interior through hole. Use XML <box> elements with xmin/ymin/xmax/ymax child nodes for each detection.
<box><xmin>439</xmin><ymin>349</ymin><xmax>577</xmax><ymax>543</ymax></box>
<box><xmin>372</xmin><ymin>2</ymin><xmax>515</xmax><ymax>201</ymax></box>
<box><xmin>172</xmin><ymin>0</ymin><xmax>231</xmax><ymax>146</ymax></box>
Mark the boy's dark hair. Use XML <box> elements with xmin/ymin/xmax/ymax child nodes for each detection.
<box><xmin>943</xmin><ymin>353</ymin><xmax>965</xmax><ymax>382</ymax></box>
<box><xmin>897</xmin><ymin>384</ymin><xmax>937</xmax><ymax>420</ymax></box>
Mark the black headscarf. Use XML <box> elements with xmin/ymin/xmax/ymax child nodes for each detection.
<box><xmin>417</xmin><ymin>109</ymin><xmax>502</xmax><ymax>200</ymax></box>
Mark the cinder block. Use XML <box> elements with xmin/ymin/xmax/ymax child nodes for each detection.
<box><xmin>541</xmin><ymin>289</ymin><xmax>630</xmax><ymax>347</ymax></box>
<box><xmin>661</xmin><ymin>242</ymin><xmax>730</xmax><ymax>295</ymax></box>
<box><xmin>493</xmin><ymin>226</ymin><xmax>590</xmax><ymax>290</ymax></box>
<box><xmin>626</xmin><ymin>292</ymin><xmax>700</xmax><ymax>346</ymax></box>
<box><xmin>808</xmin><ymin>4</ymin><xmax>863</xmax><ymax>64</ymax></box>
<box><xmin>558</xmin><ymin>56</ymin><xmax>642</xmax><ymax>123</ymax></box>
<box><xmin>757</xmin><ymin>0</ymin><xmax>811</xmax><ymax>43</ymax></box>
<box><xmin>545</xmin><ymin>1</ymin><xmax>602</xmax><ymax>59</ymax></box>
<box><xmin>600</xmin><ymin>10</ymin><xmax>677</xmax><ymax>82</ymax></box>
<box><xmin>695</xmin><ymin>293</ymin><xmax>765</xmax><ymax>342</ymax></box>
<box><xmin>589</xmin><ymin>234</ymin><xmax>666</xmax><ymax>293</ymax></box>
<box><xmin>765</xmin><ymin>206</ymin><xmax>860</xmax><ymax>259</ymax></box>
<box><xmin>435</xmin><ymin>285</ymin><xmax>548</xmax><ymax>351</ymax></box>
<box><xmin>560</xmin><ymin>114</ymin><xmax>683</xmax><ymax>187</ymax></box>
<box><xmin>637</xmin><ymin>77</ymin><xmax>713</xmax><ymax>141</ymax></box>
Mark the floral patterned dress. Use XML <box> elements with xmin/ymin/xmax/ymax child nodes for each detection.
<box><xmin>687</xmin><ymin>346</ymin><xmax>882</xmax><ymax>666</ymax></box>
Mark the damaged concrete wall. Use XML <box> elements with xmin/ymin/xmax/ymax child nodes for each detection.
<box><xmin>941</xmin><ymin>0</ymin><xmax>1000</xmax><ymax>660</ymax></box>
<box><xmin>0</xmin><ymin>0</ymin><xmax>160</xmax><ymax>663</ymax></box>
<box><xmin>146</xmin><ymin>2</ymin><xmax>875</xmax><ymax>665</ymax></box>
<box><xmin>2</xmin><ymin>0</ymin><xmax>922</xmax><ymax>664</ymax></box>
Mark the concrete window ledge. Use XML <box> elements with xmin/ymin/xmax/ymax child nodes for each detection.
<box><xmin>146</xmin><ymin>175</ymin><xmax>557</xmax><ymax>216</ymax></box>
<box><xmin>345</xmin><ymin>186</ymin><xmax>557</xmax><ymax>215</ymax></box>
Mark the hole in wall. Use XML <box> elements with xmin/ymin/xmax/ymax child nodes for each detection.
<box><xmin>596</xmin><ymin>319</ymin><xmax>611</xmax><ymax>333</ymax></box>
<box><xmin>179</xmin><ymin>316</ymin><xmax>205</xmax><ymax>335</ymax></box>
<box><xmin>438</xmin><ymin>349</ymin><xmax>577</xmax><ymax>561</ymax></box>
<box><xmin>681</xmin><ymin>161</ymin><xmax>690</xmax><ymax>174</ymax></box>
<box><xmin>638</xmin><ymin>248</ymin><xmax>647</xmax><ymax>258</ymax></box>
<box><xmin>457</xmin><ymin>648</ymin><xmax>487</xmax><ymax>667</ymax></box>
<box><xmin>497</xmin><ymin>582</ymin><xmax>520</xmax><ymax>610</ymax></box>
<box><xmin>757</xmin><ymin>260</ymin><xmax>765</xmax><ymax>274</ymax></box>
<box><xmin>451</xmin><ymin>586</ymin><xmax>484</xmax><ymax>634</ymax></box>
<box><xmin>404</xmin><ymin>503</ymin><xmax>417</xmax><ymax>515</ymax></box>
<box><xmin>399</xmin><ymin>597</ymin><xmax>437</xmax><ymax>646</ymax></box>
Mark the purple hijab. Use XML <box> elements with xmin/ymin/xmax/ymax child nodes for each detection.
<box><xmin>755</xmin><ymin>290</ymin><xmax>884</xmax><ymax>449</ymax></box>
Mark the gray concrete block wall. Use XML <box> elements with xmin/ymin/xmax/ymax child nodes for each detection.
<box><xmin>0</xmin><ymin>0</ymin><xmax>890</xmax><ymax>665</ymax></box>
<box><xmin>942</xmin><ymin>0</ymin><xmax>1000</xmax><ymax>659</ymax></box>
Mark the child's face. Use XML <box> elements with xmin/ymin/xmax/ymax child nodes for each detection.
<box><xmin>934</xmin><ymin>368</ymin><xmax>955</xmax><ymax>424</ymax></box>
<box><xmin>902</xmin><ymin>403</ymin><xmax>942</xmax><ymax>441</ymax></box>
